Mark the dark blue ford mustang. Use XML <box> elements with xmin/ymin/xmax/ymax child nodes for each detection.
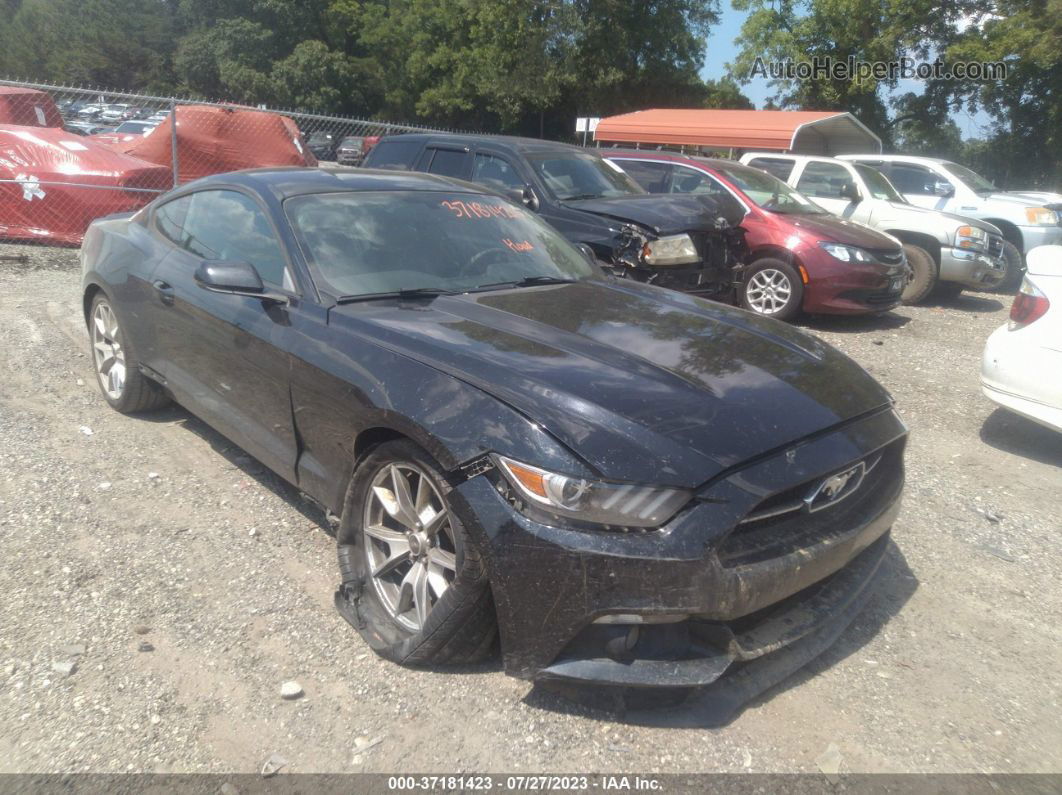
<box><xmin>81</xmin><ymin>166</ymin><xmax>905</xmax><ymax>721</ymax></box>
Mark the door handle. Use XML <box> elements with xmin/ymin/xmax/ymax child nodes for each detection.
<box><xmin>152</xmin><ymin>279</ymin><xmax>174</xmax><ymax>306</ymax></box>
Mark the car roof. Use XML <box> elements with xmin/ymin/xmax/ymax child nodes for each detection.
<box><xmin>373</xmin><ymin>132</ymin><xmax>587</xmax><ymax>156</ymax></box>
<box><xmin>602</xmin><ymin>148</ymin><xmax>753</xmax><ymax>171</ymax></box>
<box><xmin>837</xmin><ymin>154</ymin><xmax>952</xmax><ymax>165</ymax></box>
<box><xmin>176</xmin><ymin>166</ymin><xmax>495</xmax><ymax>200</ymax></box>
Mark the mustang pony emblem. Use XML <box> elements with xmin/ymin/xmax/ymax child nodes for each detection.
<box><xmin>805</xmin><ymin>462</ymin><xmax>866</xmax><ymax>512</ymax></box>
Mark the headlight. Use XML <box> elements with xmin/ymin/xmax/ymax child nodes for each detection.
<box><xmin>818</xmin><ymin>242</ymin><xmax>874</xmax><ymax>263</ymax></box>
<box><xmin>495</xmin><ymin>456</ymin><xmax>690</xmax><ymax>529</ymax></box>
<box><xmin>1025</xmin><ymin>207</ymin><xmax>1059</xmax><ymax>225</ymax></box>
<box><xmin>642</xmin><ymin>233</ymin><xmax>699</xmax><ymax>266</ymax></box>
<box><xmin>955</xmin><ymin>225</ymin><xmax>987</xmax><ymax>250</ymax></box>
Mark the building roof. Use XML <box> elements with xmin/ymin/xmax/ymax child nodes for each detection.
<box><xmin>593</xmin><ymin>109</ymin><xmax>882</xmax><ymax>155</ymax></box>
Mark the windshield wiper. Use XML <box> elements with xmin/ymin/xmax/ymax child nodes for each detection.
<box><xmin>470</xmin><ymin>275</ymin><xmax>578</xmax><ymax>292</ymax></box>
<box><xmin>560</xmin><ymin>193</ymin><xmax>604</xmax><ymax>202</ymax></box>
<box><xmin>334</xmin><ymin>287</ymin><xmax>453</xmax><ymax>304</ymax></box>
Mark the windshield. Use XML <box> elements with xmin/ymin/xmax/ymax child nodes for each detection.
<box><xmin>712</xmin><ymin>161</ymin><xmax>827</xmax><ymax>214</ymax></box>
<box><xmin>527</xmin><ymin>151</ymin><xmax>644</xmax><ymax>201</ymax></box>
<box><xmin>854</xmin><ymin>164</ymin><xmax>906</xmax><ymax>202</ymax></box>
<box><xmin>115</xmin><ymin>121</ymin><xmax>151</xmax><ymax>133</ymax></box>
<box><xmin>943</xmin><ymin>162</ymin><xmax>997</xmax><ymax>193</ymax></box>
<box><xmin>286</xmin><ymin>190</ymin><xmax>597</xmax><ymax>298</ymax></box>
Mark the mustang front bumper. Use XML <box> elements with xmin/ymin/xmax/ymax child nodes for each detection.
<box><xmin>448</xmin><ymin>406</ymin><xmax>906</xmax><ymax>702</ymax></box>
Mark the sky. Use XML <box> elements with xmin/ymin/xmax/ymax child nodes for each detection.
<box><xmin>699</xmin><ymin>4</ymin><xmax>994</xmax><ymax>140</ymax></box>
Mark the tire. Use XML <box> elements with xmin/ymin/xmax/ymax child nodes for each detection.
<box><xmin>88</xmin><ymin>293</ymin><xmax>170</xmax><ymax>414</ymax></box>
<box><xmin>998</xmin><ymin>241</ymin><xmax>1025</xmax><ymax>293</ymax></box>
<box><xmin>933</xmin><ymin>281</ymin><xmax>964</xmax><ymax>302</ymax></box>
<box><xmin>900</xmin><ymin>244</ymin><xmax>937</xmax><ymax>305</ymax></box>
<box><xmin>740</xmin><ymin>258</ymin><xmax>803</xmax><ymax>321</ymax></box>
<box><xmin>336</xmin><ymin>439</ymin><xmax>497</xmax><ymax>666</ymax></box>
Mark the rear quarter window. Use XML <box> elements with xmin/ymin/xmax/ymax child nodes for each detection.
<box><xmin>747</xmin><ymin>157</ymin><xmax>796</xmax><ymax>181</ymax></box>
<box><xmin>365</xmin><ymin>139</ymin><xmax>422</xmax><ymax>170</ymax></box>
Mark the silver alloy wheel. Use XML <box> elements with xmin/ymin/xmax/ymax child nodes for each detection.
<box><xmin>91</xmin><ymin>301</ymin><xmax>126</xmax><ymax>400</ymax></box>
<box><xmin>363</xmin><ymin>463</ymin><xmax>458</xmax><ymax>632</ymax></box>
<box><xmin>745</xmin><ymin>268</ymin><xmax>793</xmax><ymax>315</ymax></box>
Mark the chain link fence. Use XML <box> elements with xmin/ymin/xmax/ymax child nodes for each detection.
<box><xmin>0</xmin><ymin>78</ymin><xmax>463</xmax><ymax>247</ymax></box>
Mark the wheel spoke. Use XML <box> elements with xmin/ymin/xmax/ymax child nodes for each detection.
<box><xmin>94</xmin><ymin>313</ymin><xmax>107</xmax><ymax>338</ymax></box>
<box><xmin>427</xmin><ymin>565</ymin><xmax>450</xmax><ymax>598</ymax></box>
<box><xmin>422</xmin><ymin>506</ymin><xmax>449</xmax><ymax>537</ymax></box>
<box><xmin>364</xmin><ymin>523</ymin><xmax>409</xmax><ymax>546</ymax></box>
<box><xmin>412</xmin><ymin>562</ymin><xmax>430</xmax><ymax>627</ymax></box>
<box><xmin>389</xmin><ymin>466</ymin><xmax>422</xmax><ymax>529</ymax></box>
<box><xmin>428</xmin><ymin>547</ymin><xmax>456</xmax><ymax>572</ymax></box>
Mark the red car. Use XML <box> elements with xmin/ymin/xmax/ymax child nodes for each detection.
<box><xmin>604</xmin><ymin>150</ymin><xmax>907</xmax><ymax>320</ymax></box>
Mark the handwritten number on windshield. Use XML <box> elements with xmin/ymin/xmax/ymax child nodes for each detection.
<box><xmin>441</xmin><ymin>199</ymin><xmax>521</xmax><ymax>220</ymax></box>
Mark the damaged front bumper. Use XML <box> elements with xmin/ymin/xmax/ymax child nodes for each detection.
<box><xmin>447</xmin><ymin>406</ymin><xmax>905</xmax><ymax>702</ymax></box>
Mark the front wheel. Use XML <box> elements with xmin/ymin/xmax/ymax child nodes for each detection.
<box><xmin>998</xmin><ymin>241</ymin><xmax>1025</xmax><ymax>292</ymax></box>
<box><xmin>740</xmin><ymin>259</ymin><xmax>803</xmax><ymax>321</ymax></box>
<box><xmin>900</xmin><ymin>244</ymin><xmax>937</xmax><ymax>305</ymax></box>
<box><xmin>336</xmin><ymin>439</ymin><xmax>497</xmax><ymax>666</ymax></box>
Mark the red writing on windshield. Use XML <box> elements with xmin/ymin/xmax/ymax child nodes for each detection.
<box><xmin>441</xmin><ymin>200</ymin><xmax>521</xmax><ymax>220</ymax></box>
<box><xmin>503</xmin><ymin>238</ymin><xmax>533</xmax><ymax>252</ymax></box>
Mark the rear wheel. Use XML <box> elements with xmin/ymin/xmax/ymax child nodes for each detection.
<box><xmin>88</xmin><ymin>294</ymin><xmax>170</xmax><ymax>414</ymax></box>
<box><xmin>336</xmin><ymin>439</ymin><xmax>497</xmax><ymax>666</ymax></box>
<box><xmin>740</xmin><ymin>259</ymin><xmax>803</xmax><ymax>321</ymax></box>
<box><xmin>900</xmin><ymin>244</ymin><xmax>937</xmax><ymax>305</ymax></box>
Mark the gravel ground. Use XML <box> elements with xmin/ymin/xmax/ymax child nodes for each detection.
<box><xmin>1</xmin><ymin>242</ymin><xmax>1060</xmax><ymax>775</ymax></box>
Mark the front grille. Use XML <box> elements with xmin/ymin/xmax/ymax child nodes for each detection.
<box><xmin>869</xmin><ymin>248</ymin><xmax>905</xmax><ymax>266</ymax></box>
<box><xmin>987</xmin><ymin>235</ymin><xmax>1004</xmax><ymax>258</ymax></box>
<box><xmin>716</xmin><ymin>439</ymin><xmax>904</xmax><ymax>568</ymax></box>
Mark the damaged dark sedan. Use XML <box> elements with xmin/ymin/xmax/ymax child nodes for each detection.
<box><xmin>81</xmin><ymin>167</ymin><xmax>905</xmax><ymax>721</ymax></box>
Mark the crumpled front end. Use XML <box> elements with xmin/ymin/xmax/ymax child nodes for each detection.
<box><xmin>448</xmin><ymin>405</ymin><xmax>906</xmax><ymax>716</ymax></box>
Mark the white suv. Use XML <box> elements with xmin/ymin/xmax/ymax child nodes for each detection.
<box><xmin>740</xmin><ymin>152</ymin><xmax>1010</xmax><ymax>303</ymax></box>
<box><xmin>840</xmin><ymin>155</ymin><xmax>1062</xmax><ymax>281</ymax></box>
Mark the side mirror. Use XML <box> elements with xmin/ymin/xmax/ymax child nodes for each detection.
<box><xmin>577</xmin><ymin>243</ymin><xmax>597</xmax><ymax>264</ymax></box>
<box><xmin>934</xmin><ymin>181</ymin><xmax>955</xmax><ymax>197</ymax></box>
<box><xmin>194</xmin><ymin>260</ymin><xmax>287</xmax><ymax>303</ymax></box>
<box><xmin>840</xmin><ymin>182</ymin><xmax>862</xmax><ymax>202</ymax></box>
<box><xmin>506</xmin><ymin>185</ymin><xmax>539</xmax><ymax>211</ymax></box>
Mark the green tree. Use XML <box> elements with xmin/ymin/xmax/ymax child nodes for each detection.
<box><xmin>702</xmin><ymin>76</ymin><xmax>754</xmax><ymax>108</ymax></box>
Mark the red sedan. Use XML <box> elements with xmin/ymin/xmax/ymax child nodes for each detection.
<box><xmin>604</xmin><ymin>150</ymin><xmax>907</xmax><ymax>320</ymax></box>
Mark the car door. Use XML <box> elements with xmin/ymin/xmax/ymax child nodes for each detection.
<box><xmin>468</xmin><ymin>150</ymin><xmax>528</xmax><ymax>196</ymax></box>
<box><xmin>145</xmin><ymin>187</ymin><xmax>299</xmax><ymax>481</ymax></box>
<box><xmin>794</xmin><ymin>160</ymin><xmax>861</xmax><ymax>218</ymax></box>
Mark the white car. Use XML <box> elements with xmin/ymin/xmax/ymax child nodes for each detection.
<box><xmin>981</xmin><ymin>245</ymin><xmax>1062</xmax><ymax>431</ymax></box>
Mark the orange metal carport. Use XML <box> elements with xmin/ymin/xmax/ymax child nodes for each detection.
<box><xmin>593</xmin><ymin>109</ymin><xmax>882</xmax><ymax>155</ymax></box>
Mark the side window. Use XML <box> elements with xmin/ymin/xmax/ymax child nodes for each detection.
<box><xmin>154</xmin><ymin>195</ymin><xmax>192</xmax><ymax>246</ymax></box>
<box><xmin>365</xmin><ymin>139</ymin><xmax>421</xmax><ymax>170</ymax></box>
<box><xmin>180</xmin><ymin>190</ymin><xmax>291</xmax><ymax>289</ymax></box>
<box><xmin>612</xmin><ymin>159</ymin><xmax>671</xmax><ymax>193</ymax></box>
<box><xmin>670</xmin><ymin>166</ymin><xmax>732</xmax><ymax>199</ymax></box>
<box><xmin>471</xmin><ymin>153</ymin><xmax>525</xmax><ymax>191</ymax></box>
<box><xmin>747</xmin><ymin>157</ymin><xmax>795</xmax><ymax>181</ymax></box>
<box><xmin>424</xmin><ymin>148</ymin><xmax>470</xmax><ymax>178</ymax></box>
<box><xmin>796</xmin><ymin>161</ymin><xmax>857</xmax><ymax>199</ymax></box>
<box><xmin>887</xmin><ymin>164</ymin><xmax>944</xmax><ymax>195</ymax></box>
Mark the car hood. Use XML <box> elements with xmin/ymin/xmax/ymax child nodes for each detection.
<box><xmin>562</xmin><ymin>193</ymin><xmax>745</xmax><ymax>235</ymax></box>
<box><xmin>779</xmin><ymin>212</ymin><xmax>899</xmax><ymax>248</ymax></box>
<box><xmin>987</xmin><ymin>191</ymin><xmax>1062</xmax><ymax>208</ymax></box>
<box><xmin>328</xmin><ymin>281</ymin><xmax>891</xmax><ymax>487</ymax></box>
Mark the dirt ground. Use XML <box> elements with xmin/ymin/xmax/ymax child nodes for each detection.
<box><xmin>1</xmin><ymin>243</ymin><xmax>1060</xmax><ymax>775</ymax></box>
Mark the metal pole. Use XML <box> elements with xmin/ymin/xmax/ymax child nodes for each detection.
<box><xmin>170</xmin><ymin>100</ymin><xmax>179</xmax><ymax>189</ymax></box>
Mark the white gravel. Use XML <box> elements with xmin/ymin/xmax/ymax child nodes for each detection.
<box><xmin>1</xmin><ymin>243</ymin><xmax>1060</xmax><ymax>774</ymax></box>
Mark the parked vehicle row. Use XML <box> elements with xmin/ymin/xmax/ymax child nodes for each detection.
<box><xmin>739</xmin><ymin>153</ymin><xmax>1011</xmax><ymax>302</ymax></box>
